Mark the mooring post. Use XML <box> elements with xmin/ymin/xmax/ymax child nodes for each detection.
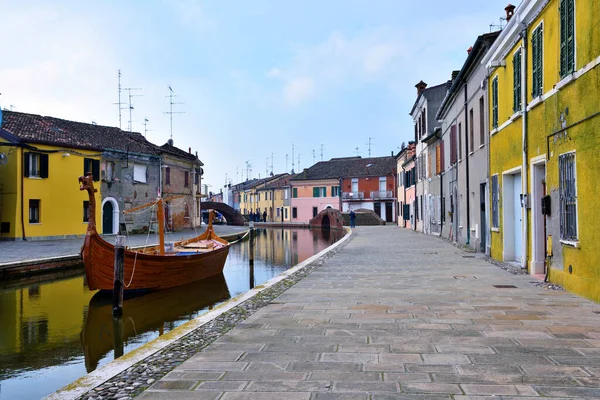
<box><xmin>113</xmin><ymin>235</ymin><xmax>126</xmax><ymax>316</ymax></box>
<box><xmin>112</xmin><ymin>314</ymin><xmax>124</xmax><ymax>359</ymax></box>
<box><xmin>249</xmin><ymin>223</ymin><xmax>255</xmax><ymax>263</ymax></box>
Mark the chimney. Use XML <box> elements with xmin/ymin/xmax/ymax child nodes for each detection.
<box><xmin>415</xmin><ymin>80</ymin><xmax>427</xmax><ymax>95</ymax></box>
<box><xmin>505</xmin><ymin>4</ymin><xmax>515</xmax><ymax>22</ymax></box>
<box><xmin>467</xmin><ymin>46</ymin><xmax>473</xmax><ymax>54</ymax></box>
<box><xmin>188</xmin><ymin>147</ymin><xmax>191</xmax><ymax>154</ymax></box>
<box><xmin>451</xmin><ymin>70</ymin><xmax>460</xmax><ymax>81</ymax></box>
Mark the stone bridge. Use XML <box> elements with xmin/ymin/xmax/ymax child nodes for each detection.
<box><xmin>202</xmin><ymin>202</ymin><xmax>245</xmax><ymax>226</ymax></box>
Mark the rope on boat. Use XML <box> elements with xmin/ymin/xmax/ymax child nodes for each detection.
<box><xmin>124</xmin><ymin>251</ymin><xmax>138</xmax><ymax>288</ymax></box>
<box><xmin>228</xmin><ymin>230</ymin><xmax>250</xmax><ymax>245</ymax></box>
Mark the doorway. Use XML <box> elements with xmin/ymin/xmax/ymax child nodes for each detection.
<box><xmin>102</xmin><ymin>202</ymin><xmax>113</xmax><ymax>234</ymax></box>
<box><xmin>502</xmin><ymin>170</ymin><xmax>522</xmax><ymax>262</ymax></box>
<box><xmin>374</xmin><ymin>202</ymin><xmax>381</xmax><ymax>218</ymax></box>
<box><xmin>480</xmin><ymin>183</ymin><xmax>486</xmax><ymax>253</ymax></box>
<box><xmin>531</xmin><ymin>160</ymin><xmax>547</xmax><ymax>275</ymax></box>
<box><xmin>385</xmin><ymin>202</ymin><xmax>393</xmax><ymax>223</ymax></box>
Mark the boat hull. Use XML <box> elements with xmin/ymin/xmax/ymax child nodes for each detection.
<box><xmin>82</xmin><ymin>232</ymin><xmax>230</xmax><ymax>291</ymax></box>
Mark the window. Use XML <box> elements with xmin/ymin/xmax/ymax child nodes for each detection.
<box><xmin>292</xmin><ymin>207</ymin><xmax>297</xmax><ymax>218</ymax></box>
<box><xmin>492</xmin><ymin>175</ymin><xmax>499</xmax><ymax>228</ymax></box>
<box><xmin>102</xmin><ymin>161</ymin><xmax>115</xmax><ymax>182</ymax></box>
<box><xmin>560</xmin><ymin>0</ymin><xmax>575</xmax><ymax>77</ymax></box>
<box><xmin>332</xmin><ymin>186</ymin><xmax>340</xmax><ymax>197</ymax></box>
<box><xmin>165</xmin><ymin>167</ymin><xmax>171</xmax><ymax>185</ymax></box>
<box><xmin>284</xmin><ymin>189</ymin><xmax>289</xmax><ymax>199</ymax></box>
<box><xmin>83</xmin><ymin>158</ymin><xmax>100</xmax><ymax>181</ymax></box>
<box><xmin>379</xmin><ymin>177</ymin><xmax>386</xmax><ymax>191</ymax></box>
<box><xmin>399</xmin><ymin>201</ymin><xmax>403</xmax><ymax>216</ymax></box>
<box><xmin>29</xmin><ymin>199</ymin><xmax>40</xmax><ymax>223</ymax></box>
<box><xmin>284</xmin><ymin>208</ymin><xmax>288</xmax><ymax>219</ymax></box>
<box><xmin>133</xmin><ymin>164</ymin><xmax>147</xmax><ymax>183</ymax></box>
<box><xmin>313</xmin><ymin>207</ymin><xmax>318</xmax><ymax>217</ymax></box>
<box><xmin>421</xmin><ymin>108</ymin><xmax>426</xmax><ymax>135</ymax></box>
<box><xmin>184</xmin><ymin>171</ymin><xmax>189</xmax><ymax>187</ymax></box>
<box><xmin>292</xmin><ymin>188</ymin><xmax>298</xmax><ymax>198</ymax></box>
<box><xmin>24</xmin><ymin>152</ymin><xmax>49</xmax><ymax>178</ymax></box>
<box><xmin>513</xmin><ymin>49</ymin><xmax>522</xmax><ymax>112</ymax></box>
<box><xmin>559</xmin><ymin>152</ymin><xmax>577</xmax><ymax>240</ymax></box>
<box><xmin>450</xmin><ymin>125</ymin><xmax>457</xmax><ymax>164</ymax></box>
<box><xmin>458</xmin><ymin>123</ymin><xmax>462</xmax><ymax>160</ymax></box>
<box><xmin>479</xmin><ymin>96</ymin><xmax>485</xmax><ymax>146</ymax></box>
<box><xmin>83</xmin><ymin>201</ymin><xmax>90</xmax><ymax>222</ymax></box>
<box><xmin>195</xmin><ymin>168</ymin><xmax>201</xmax><ymax>185</ymax></box>
<box><xmin>492</xmin><ymin>76</ymin><xmax>499</xmax><ymax>128</ymax></box>
<box><xmin>469</xmin><ymin>108</ymin><xmax>474</xmax><ymax>153</ymax></box>
<box><xmin>276</xmin><ymin>208</ymin><xmax>280</xmax><ymax>218</ymax></box>
<box><xmin>532</xmin><ymin>23</ymin><xmax>544</xmax><ymax>97</ymax></box>
<box><xmin>351</xmin><ymin>178</ymin><xmax>358</xmax><ymax>192</ymax></box>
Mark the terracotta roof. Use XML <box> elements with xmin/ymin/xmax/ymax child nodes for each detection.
<box><xmin>292</xmin><ymin>156</ymin><xmax>396</xmax><ymax>181</ymax></box>
<box><xmin>160</xmin><ymin>141</ymin><xmax>201</xmax><ymax>163</ymax></box>
<box><xmin>0</xmin><ymin>110</ymin><xmax>159</xmax><ymax>154</ymax></box>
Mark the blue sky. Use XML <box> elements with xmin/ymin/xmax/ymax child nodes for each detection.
<box><xmin>0</xmin><ymin>0</ymin><xmax>515</xmax><ymax>191</ymax></box>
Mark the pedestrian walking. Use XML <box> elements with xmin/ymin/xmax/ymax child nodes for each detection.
<box><xmin>263</xmin><ymin>211</ymin><xmax>267</xmax><ymax>222</ymax></box>
<box><xmin>349</xmin><ymin>209</ymin><xmax>356</xmax><ymax>228</ymax></box>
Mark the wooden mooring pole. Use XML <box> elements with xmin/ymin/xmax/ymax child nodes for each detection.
<box><xmin>112</xmin><ymin>235</ymin><xmax>126</xmax><ymax>316</ymax></box>
<box><xmin>249</xmin><ymin>224</ymin><xmax>255</xmax><ymax>288</ymax></box>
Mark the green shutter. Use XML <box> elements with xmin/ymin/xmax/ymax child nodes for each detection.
<box><xmin>40</xmin><ymin>154</ymin><xmax>49</xmax><ymax>179</ymax></box>
<box><xmin>532</xmin><ymin>26</ymin><xmax>543</xmax><ymax>98</ymax></box>
<box><xmin>492</xmin><ymin>77</ymin><xmax>498</xmax><ymax>128</ymax></box>
<box><xmin>567</xmin><ymin>0</ymin><xmax>574</xmax><ymax>74</ymax></box>
<box><xmin>538</xmin><ymin>27</ymin><xmax>543</xmax><ymax>94</ymax></box>
<box><xmin>560</xmin><ymin>0</ymin><xmax>568</xmax><ymax>77</ymax></box>
<box><xmin>513</xmin><ymin>50</ymin><xmax>521</xmax><ymax>112</ymax></box>
<box><xmin>23</xmin><ymin>152</ymin><xmax>30</xmax><ymax>177</ymax></box>
<box><xmin>292</xmin><ymin>188</ymin><xmax>297</xmax><ymax>198</ymax></box>
<box><xmin>313</xmin><ymin>187</ymin><xmax>319</xmax><ymax>197</ymax></box>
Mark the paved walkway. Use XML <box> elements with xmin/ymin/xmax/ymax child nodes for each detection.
<box><xmin>0</xmin><ymin>225</ymin><xmax>247</xmax><ymax>265</ymax></box>
<box><xmin>139</xmin><ymin>226</ymin><xmax>600</xmax><ymax>400</ymax></box>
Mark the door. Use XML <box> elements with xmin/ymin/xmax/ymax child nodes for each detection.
<box><xmin>374</xmin><ymin>202</ymin><xmax>381</xmax><ymax>217</ymax></box>
<box><xmin>385</xmin><ymin>202</ymin><xmax>393</xmax><ymax>223</ymax></box>
<box><xmin>102</xmin><ymin>202</ymin><xmax>113</xmax><ymax>234</ymax></box>
<box><xmin>513</xmin><ymin>174</ymin><xmax>522</xmax><ymax>261</ymax></box>
<box><xmin>480</xmin><ymin>183</ymin><xmax>486</xmax><ymax>252</ymax></box>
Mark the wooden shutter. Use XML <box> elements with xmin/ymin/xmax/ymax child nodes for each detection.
<box><xmin>435</xmin><ymin>145</ymin><xmax>441</xmax><ymax>175</ymax></box>
<box><xmin>23</xmin><ymin>152</ymin><xmax>30</xmax><ymax>177</ymax></box>
<box><xmin>536</xmin><ymin>27</ymin><xmax>544</xmax><ymax>95</ymax></box>
<box><xmin>427</xmin><ymin>152</ymin><xmax>432</xmax><ymax>178</ymax></box>
<box><xmin>566</xmin><ymin>0</ymin><xmax>574</xmax><ymax>74</ymax></box>
<box><xmin>513</xmin><ymin>50</ymin><xmax>521</xmax><ymax>112</ymax></box>
<box><xmin>560</xmin><ymin>0</ymin><xmax>567</xmax><ymax>76</ymax></box>
<box><xmin>492</xmin><ymin>77</ymin><xmax>499</xmax><ymax>128</ymax></box>
<box><xmin>313</xmin><ymin>187</ymin><xmax>319</xmax><ymax>197</ymax></box>
<box><xmin>440</xmin><ymin>140</ymin><xmax>445</xmax><ymax>172</ymax></box>
<box><xmin>40</xmin><ymin>154</ymin><xmax>49</xmax><ymax>179</ymax></box>
<box><xmin>166</xmin><ymin>167</ymin><xmax>171</xmax><ymax>184</ymax></box>
<box><xmin>92</xmin><ymin>159</ymin><xmax>100</xmax><ymax>181</ymax></box>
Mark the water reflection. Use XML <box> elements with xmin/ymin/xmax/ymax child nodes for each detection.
<box><xmin>81</xmin><ymin>274</ymin><xmax>230</xmax><ymax>372</ymax></box>
<box><xmin>0</xmin><ymin>227</ymin><xmax>344</xmax><ymax>399</ymax></box>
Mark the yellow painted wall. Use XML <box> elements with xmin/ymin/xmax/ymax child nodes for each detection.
<box><xmin>0</xmin><ymin>140</ymin><xmax>20</xmax><ymax>238</ymax></box>
<box><xmin>2</xmin><ymin>144</ymin><xmax>101</xmax><ymax>239</ymax></box>
<box><xmin>490</xmin><ymin>0</ymin><xmax>600</xmax><ymax>301</ymax></box>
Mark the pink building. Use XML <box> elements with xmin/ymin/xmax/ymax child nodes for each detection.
<box><xmin>400</xmin><ymin>150</ymin><xmax>417</xmax><ymax>230</ymax></box>
<box><xmin>289</xmin><ymin>179</ymin><xmax>341</xmax><ymax>222</ymax></box>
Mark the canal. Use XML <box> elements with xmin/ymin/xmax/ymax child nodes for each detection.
<box><xmin>0</xmin><ymin>227</ymin><xmax>345</xmax><ymax>400</ymax></box>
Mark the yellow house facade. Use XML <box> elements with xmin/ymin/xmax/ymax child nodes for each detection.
<box><xmin>484</xmin><ymin>0</ymin><xmax>600</xmax><ymax>301</ymax></box>
<box><xmin>0</xmin><ymin>121</ymin><xmax>102</xmax><ymax>240</ymax></box>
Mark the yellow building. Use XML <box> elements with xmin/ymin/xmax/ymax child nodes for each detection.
<box><xmin>0</xmin><ymin>111</ymin><xmax>102</xmax><ymax>240</ymax></box>
<box><xmin>237</xmin><ymin>174</ymin><xmax>289</xmax><ymax>221</ymax></box>
<box><xmin>259</xmin><ymin>173</ymin><xmax>292</xmax><ymax>222</ymax></box>
<box><xmin>484</xmin><ymin>0</ymin><xmax>600</xmax><ymax>301</ymax></box>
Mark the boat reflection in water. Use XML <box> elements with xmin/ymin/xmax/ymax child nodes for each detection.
<box><xmin>81</xmin><ymin>274</ymin><xmax>230</xmax><ymax>372</ymax></box>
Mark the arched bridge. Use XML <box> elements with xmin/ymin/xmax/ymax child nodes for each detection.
<box><xmin>202</xmin><ymin>202</ymin><xmax>245</xmax><ymax>226</ymax></box>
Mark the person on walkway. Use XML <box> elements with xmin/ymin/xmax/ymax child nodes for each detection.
<box><xmin>349</xmin><ymin>209</ymin><xmax>356</xmax><ymax>228</ymax></box>
<box><xmin>263</xmin><ymin>211</ymin><xmax>267</xmax><ymax>222</ymax></box>
<box><xmin>249</xmin><ymin>211</ymin><xmax>254</xmax><ymax>222</ymax></box>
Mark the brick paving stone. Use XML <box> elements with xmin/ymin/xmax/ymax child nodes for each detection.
<box><xmin>133</xmin><ymin>226</ymin><xmax>600</xmax><ymax>399</ymax></box>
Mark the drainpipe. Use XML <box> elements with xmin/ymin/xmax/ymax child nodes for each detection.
<box><xmin>440</xmin><ymin>170</ymin><xmax>444</xmax><ymax>236</ymax></box>
<box><xmin>20</xmin><ymin>147</ymin><xmax>26</xmax><ymax>240</ymax></box>
<box><xmin>464</xmin><ymin>81</ymin><xmax>471</xmax><ymax>246</ymax></box>
<box><xmin>520</xmin><ymin>25</ymin><xmax>529</xmax><ymax>270</ymax></box>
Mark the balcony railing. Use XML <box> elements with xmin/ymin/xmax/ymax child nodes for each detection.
<box><xmin>342</xmin><ymin>191</ymin><xmax>364</xmax><ymax>200</ymax></box>
<box><xmin>370</xmin><ymin>190</ymin><xmax>395</xmax><ymax>200</ymax></box>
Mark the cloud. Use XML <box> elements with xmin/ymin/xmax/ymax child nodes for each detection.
<box><xmin>283</xmin><ymin>77</ymin><xmax>315</xmax><ymax>107</ymax></box>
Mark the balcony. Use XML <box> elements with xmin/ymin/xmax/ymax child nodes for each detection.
<box><xmin>342</xmin><ymin>191</ymin><xmax>365</xmax><ymax>201</ymax></box>
<box><xmin>370</xmin><ymin>190</ymin><xmax>395</xmax><ymax>200</ymax></box>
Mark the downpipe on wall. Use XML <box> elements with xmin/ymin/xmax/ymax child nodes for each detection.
<box><xmin>520</xmin><ymin>25</ymin><xmax>529</xmax><ymax>270</ymax></box>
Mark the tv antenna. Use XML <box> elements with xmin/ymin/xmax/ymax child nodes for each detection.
<box><xmin>270</xmin><ymin>153</ymin><xmax>274</xmax><ymax>176</ymax></box>
<box><xmin>143</xmin><ymin>118</ymin><xmax>151</xmax><ymax>137</ymax></box>
<box><xmin>320</xmin><ymin>144</ymin><xmax>324</xmax><ymax>161</ymax></box>
<box><xmin>291</xmin><ymin>143</ymin><xmax>295</xmax><ymax>173</ymax></box>
<box><xmin>312</xmin><ymin>149</ymin><xmax>316</xmax><ymax>164</ymax></box>
<box><xmin>124</xmin><ymin>87</ymin><xmax>142</xmax><ymax>132</ymax></box>
<box><xmin>297</xmin><ymin>154</ymin><xmax>301</xmax><ymax>171</ymax></box>
<box><xmin>355</xmin><ymin>147</ymin><xmax>360</xmax><ymax>156</ymax></box>
<box><xmin>113</xmin><ymin>70</ymin><xmax>128</xmax><ymax>129</ymax></box>
<box><xmin>236</xmin><ymin>165</ymin><xmax>239</xmax><ymax>183</ymax></box>
<box><xmin>490</xmin><ymin>16</ymin><xmax>507</xmax><ymax>32</ymax></box>
<box><xmin>266</xmin><ymin>157</ymin><xmax>269</xmax><ymax>177</ymax></box>
<box><xmin>164</xmin><ymin>86</ymin><xmax>185</xmax><ymax>139</ymax></box>
<box><xmin>285</xmin><ymin>154</ymin><xmax>289</xmax><ymax>173</ymax></box>
<box><xmin>366</xmin><ymin>137</ymin><xmax>373</xmax><ymax>157</ymax></box>
<box><xmin>245</xmin><ymin>160</ymin><xmax>252</xmax><ymax>181</ymax></box>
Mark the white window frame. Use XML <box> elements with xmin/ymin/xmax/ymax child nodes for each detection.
<box><xmin>133</xmin><ymin>164</ymin><xmax>147</xmax><ymax>183</ymax></box>
<box><xmin>491</xmin><ymin>174</ymin><xmax>500</xmax><ymax>229</ymax></box>
<box><xmin>559</xmin><ymin>151</ymin><xmax>578</xmax><ymax>243</ymax></box>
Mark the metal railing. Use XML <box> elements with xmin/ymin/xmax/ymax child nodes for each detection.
<box><xmin>370</xmin><ymin>190</ymin><xmax>394</xmax><ymax>199</ymax></box>
<box><xmin>342</xmin><ymin>191</ymin><xmax>365</xmax><ymax>200</ymax></box>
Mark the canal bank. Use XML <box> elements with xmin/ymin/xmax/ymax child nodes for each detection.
<box><xmin>50</xmin><ymin>225</ymin><xmax>600</xmax><ymax>400</ymax></box>
<box><xmin>0</xmin><ymin>226</ymin><xmax>248</xmax><ymax>278</ymax></box>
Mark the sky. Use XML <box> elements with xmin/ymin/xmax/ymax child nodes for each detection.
<box><xmin>0</xmin><ymin>0</ymin><xmax>515</xmax><ymax>192</ymax></box>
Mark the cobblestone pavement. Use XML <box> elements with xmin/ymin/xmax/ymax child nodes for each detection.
<box><xmin>0</xmin><ymin>225</ymin><xmax>247</xmax><ymax>264</ymax></box>
<box><xmin>135</xmin><ymin>226</ymin><xmax>600</xmax><ymax>399</ymax></box>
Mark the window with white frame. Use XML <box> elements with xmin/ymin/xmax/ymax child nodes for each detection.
<box><xmin>492</xmin><ymin>175</ymin><xmax>500</xmax><ymax>228</ymax></box>
<box><xmin>559</xmin><ymin>152</ymin><xmax>577</xmax><ymax>240</ymax></box>
<box><xmin>531</xmin><ymin>23</ymin><xmax>544</xmax><ymax>97</ymax></box>
<box><xmin>133</xmin><ymin>164</ymin><xmax>147</xmax><ymax>183</ymax></box>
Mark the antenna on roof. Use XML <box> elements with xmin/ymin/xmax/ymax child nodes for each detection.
<box><xmin>297</xmin><ymin>154</ymin><xmax>301</xmax><ymax>171</ymax></box>
<box><xmin>320</xmin><ymin>144</ymin><xmax>324</xmax><ymax>161</ymax></box>
<box><xmin>245</xmin><ymin>160</ymin><xmax>252</xmax><ymax>181</ymax></box>
<box><xmin>356</xmin><ymin>147</ymin><xmax>360</xmax><ymax>156</ymax></box>
<box><xmin>291</xmin><ymin>143</ymin><xmax>295</xmax><ymax>173</ymax></box>
<box><xmin>270</xmin><ymin>153</ymin><xmax>274</xmax><ymax>176</ymax></box>
<box><xmin>312</xmin><ymin>149</ymin><xmax>316</xmax><ymax>164</ymax></box>
<box><xmin>164</xmin><ymin>86</ymin><xmax>185</xmax><ymax>139</ymax></box>
<box><xmin>143</xmin><ymin>118</ymin><xmax>151</xmax><ymax>137</ymax></box>
<box><xmin>266</xmin><ymin>157</ymin><xmax>269</xmax><ymax>177</ymax></box>
<box><xmin>113</xmin><ymin>70</ymin><xmax>127</xmax><ymax>129</ymax></box>
<box><xmin>236</xmin><ymin>165</ymin><xmax>239</xmax><ymax>183</ymax></box>
<box><xmin>285</xmin><ymin>154</ymin><xmax>289</xmax><ymax>173</ymax></box>
<box><xmin>124</xmin><ymin>87</ymin><xmax>142</xmax><ymax>132</ymax></box>
<box><xmin>366</xmin><ymin>137</ymin><xmax>374</xmax><ymax>157</ymax></box>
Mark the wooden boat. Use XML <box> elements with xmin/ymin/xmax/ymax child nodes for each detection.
<box><xmin>81</xmin><ymin>273</ymin><xmax>231</xmax><ymax>372</ymax></box>
<box><xmin>79</xmin><ymin>173</ymin><xmax>230</xmax><ymax>291</ymax></box>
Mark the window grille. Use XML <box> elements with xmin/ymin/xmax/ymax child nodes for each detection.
<box><xmin>559</xmin><ymin>152</ymin><xmax>577</xmax><ymax>240</ymax></box>
<box><xmin>492</xmin><ymin>175</ymin><xmax>499</xmax><ymax>228</ymax></box>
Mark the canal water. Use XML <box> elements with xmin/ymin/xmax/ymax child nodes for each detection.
<box><xmin>0</xmin><ymin>227</ymin><xmax>344</xmax><ymax>400</ymax></box>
